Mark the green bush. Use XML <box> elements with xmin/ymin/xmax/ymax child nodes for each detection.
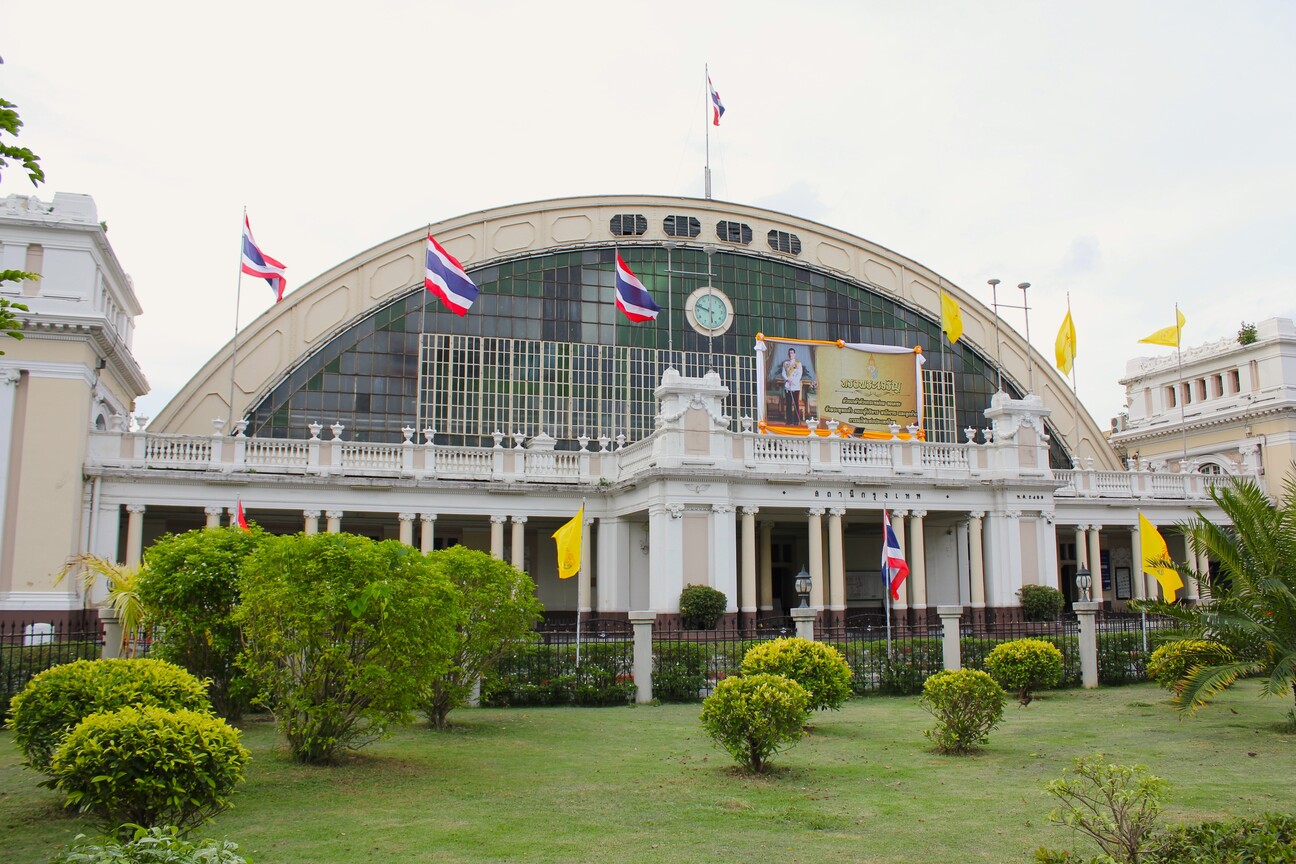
<box><xmin>700</xmin><ymin>673</ymin><xmax>809</xmax><ymax>772</ymax></box>
<box><xmin>678</xmin><ymin>584</ymin><xmax>727</xmax><ymax>629</ymax></box>
<box><xmin>49</xmin><ymin>705</ymin><xmax>249</xmax><ymax>834</ymax></box>
<box><xmin>6</xmin><ymin>658</ymin><xmax>211</xmax><ymax>774</ymax></box>
<box><xmin>1044</xmin><ymin>754</ymin><xmax>1168</xmax><ymax>864</ymax></box>
<box><xmin>1018</xmin><ymin>585</ymin><xmax>1065</xmax><ymax>621</ymax></box>
<box><xmin>1146</xmin><ymin>639</ymin><xmax>1235</xmax><ymax>692</ymax></box>
<box><xmin>919</xmin><ymin>669</ymin><xmax>1006</xmax><ymax>754</ymax></box>
<box><xmin>0</xmin><ymin>639</ymin><xmax>100</xmax><ymax>719</ymax></box>
<box><xmin>480</xmin><ymin>640</ymin><xmax>633</xmax><ymax>707</ymax></box>
<box><xmin>984</xmin><ymin>638</ymin><xmax>1063</xmax><ymax>705</ymax></box>
<box><xmin>236</xmin><ymin>533</ymin><xmax>458</xmax><ymax>764</ymax></box>
<box><xmin>652</xmin><ymin>642</ymin><xmax>709</xmax><ymax>702</ymax></box>
<box><xmin>740</xmin><ymin>637</ymin><xmax>852</xmax><ymax>710</ymax></box>
<box><xmin>50</xmin><ymin>826</ymin><xmax>251</xmax><ymax>864</ymax></box>
<box><xmin>1148</xmin><ymin>812</ymin><xmax>1296</xmax><ymax>862</ymax></box>
<box><xmin>139</xmin><ymin>525</ymin><xmax>268</xmax><ymax>721</ymax></box>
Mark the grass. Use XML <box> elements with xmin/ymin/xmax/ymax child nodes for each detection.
<box><xmin>3</xmin><ymin>679</ymin><xmax>1294</xmax><ymax>863</ymax></box>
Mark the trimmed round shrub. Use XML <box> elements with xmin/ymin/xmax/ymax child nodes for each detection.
<box><xmin>678</xmin><ymin>584</ymin><xmax>727</xmax><ymax>629</ymax></box>
<box><xmin>700</xmin><ymin>673</ymin><xmax>809</xmax><ymax>772</ymax></box>
<box><xmin>50</xmin><ymin>825</ymin><xmax>251</xmax><ymax>864</ymax></box>
<box><xmin>6</xmin><ymin>658</ymin><xmax>212</xmax><ymax>773</ymax></box>
<box><xmin>1147</xmin><ymin>639</ymin><xmax>1235</xmax><ymax>692</ymax></box>
<box><xmin>920</xmin><ymin>669</ymin><xmax>1007</xmax><ymax>754</ymax></box>
<box><xmin>1018</xmin><ymin>584</ymin><xmax>1065</xmax><ymax>621</ymax></box>
<box><xmin>740</xmin><ymin>637</ymin><xmax>853</xmax><ymax>710</ymax></box>
<box><xmin>984</xmin><ymin>638</ymin><xmax>1063</xmax><ymax>705</ymax></box>
<box><xmin>49</xmin><ymin>705</ymin><xmax>250</xmax><ymax>833</ymax></box>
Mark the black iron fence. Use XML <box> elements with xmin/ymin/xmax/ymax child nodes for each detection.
<box><xmin>480</xmin><ymin>619</ymin><xmax>635</xmax><ymax>707</ymax></box>
<box><xmin>1095</xmin><ymin>612</ymin><xmax>1183</xmax><ymax>685</ymax></box>
<box><xmin>821</xmin><ymin>622</ymin><xmax>944</xmax><ymax>696</ymax></box>
<box><xmin>1</xmin><ymin>620</ymin><xmax>103</xmax><ymax>716</ymax></box>
<box><xmin>960</xmin><ymin>619</ymin><xmax>1083</xmax><ymax>689</ymax></box>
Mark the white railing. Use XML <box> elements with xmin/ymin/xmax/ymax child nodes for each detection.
<box><xmin>751</xmin><ymin>437</ymin><xmax>808</xmax><ymax>465</ymax></box>
<box><xmin>1093</xmin><ymin>471</ymin><xmax>1134</xmax><ymax>496</ymax></box>
<box><xmin>341</xmin><ymin>442</ymin><xmax>403</xmax><ymax>471</ymax></box>
<box><xmin>143</xmin><ymin>436</ymin><xmax>211</xmax><ymax>465</ymax></box>
<box><xmin>1053</xmin><ymin>469</ymin><xmax>1078</xmax><ymax>495</ymax></box>
<box><xmin>244</xmin><ymin>439</ymin><xmax>308</xmax><ymax>467</ymax></box>
<box><xmin>921</xmin><ymin>444</ymin><xmax>970</xmax><ymax>470</ymax></box>
<box><xmin>523</xmin><ymin>450</ymin><xmax>581</xmax><ymax>482</ymax></box>
<box><xmin>434</xmin><ymin>447</ymin><xmax>494</xmax><ymax>478</ymax></box>
<box><xmin>840</xmin><ymin>439</ymin><xmax>891</xmax><ymax>468</ymax></box>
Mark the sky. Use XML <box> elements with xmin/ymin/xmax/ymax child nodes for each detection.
<box><xmin>3</xmin><ymin>1</ymin><xmax>1294</xmax><ymax>426</ymax></box>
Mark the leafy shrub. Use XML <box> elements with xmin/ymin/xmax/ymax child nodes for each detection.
<box><xmin>740</xmin><ymin>637</ymin><xmax>852</xmax><ymax>710</ymax></box>
<box><xmin>984</xmin><ymin>638</ymin><xmax>1063</xmax><ymax>705</ymax></box>
<box><xmin>139</xmin><ymin>525</ymin><xmax>268</xmax><ymax>721</ymax></box>
<box><xmin>1146</xmin><ymin>639</ymin><xmax>1235</xmax><ymax>692</ymax></box>
<box><xmin>480</xmin><ymin>640</ymin><xmax>633</xmax><ymax>707</ymax></box>
<box><xmin>652</xmin><ymin>642</ymin><xmax>709</xmax><ymax>702</ymax></box>
<box><xmin>50</xmin><ymin>826</ymin><xmax>251</xmax><ymax>864</ymax></box>
<box><xmin>919</xmin><ymin>669</ymin><xmax>1006</xmax><ymax>754</ymax></box>
<box><xmin>678</xmin><ymin>584</ymin><xmax>727</xmax><ymax>629</ymax></box>
<box><xmin>236</xmin><ymin>533</ymin><xmax>458</xmax><ymax>764</ymax></box>
<box><xmin>6</xmin><ymin>658</ymin><xmax>211</xmax><ymax>774</ymax></box>
<box><xmin>1018</xmin><ymin>585</ymin><xmax>1065</xmax><ymax>621</ymax></box>
<box><xmin>700</xmin><ymin>673</ymin><xmax>809</xmax><ymax>772</ymax></box>
<box><xmin>962</xmin><ymin>635</ymin><xmax>1082</xmax><ymax>690</ymax></box>
<box><xmin>1044</xmin><ymin>754</ymin><xmax>1168</xmax><ymax>864</ymax></box>
<box><xmin>420</xmin><ymin>546</ymin><xmax>543</xmax><ymax>729</ymax></box>
<box><xmin>0</xmin><ymin>639</ymin><xmax>100</xmax><ymax>719</ymax></box>
<box><xmin>49</xmin><ymin>705</ymin><xmax>249</xmax><ymax>834</ymax></box>
<box><xmin>1148</xmin><ymin>812</ymin><xmax>1296</xmax><ymax>862</ymax></box>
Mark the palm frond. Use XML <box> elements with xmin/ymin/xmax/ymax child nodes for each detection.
<box><xmin>1173</xmin><ymin>660</ymin><xmax>1255</xmax><ymax>714</ymax></box>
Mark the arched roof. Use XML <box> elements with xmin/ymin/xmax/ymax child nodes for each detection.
<box><xmin>152</xmin><ymin>194</ymin><xmax>1118</xmax><ymax>469</ymax></box>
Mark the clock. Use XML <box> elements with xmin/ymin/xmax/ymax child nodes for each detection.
<box><xmin>685</xmin><ymin>287</ymin><xmax>734</xmax><ymax>336</ymax></box>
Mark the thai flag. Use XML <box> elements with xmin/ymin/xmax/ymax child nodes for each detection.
<box><xmin>240</xmin><ymin>216</ymin><xmax>287</xmax><ymax>302</ymax></box>
<box><xmin>881</xmin><ymin>510</ymin><xmax>910</xmax><ymax>601</ymax></box>
<box><xmin>708</xmin><ymin>76</ymin><xmax>725</xmax><ymax>126</ymax></box>
<box><xmin>614</xmin><ymin>254</ymin><xmax>660</xmax><ymax>323</ymax></box>
<box><xmin>234</xmin><ymin>500</ymin><xmax>249</xmax><ymax>531</ymax></box>
<box><xmin>425</xmin><ymin>233</ymin><xmax>479</xmax><ymax>316</ymax></box>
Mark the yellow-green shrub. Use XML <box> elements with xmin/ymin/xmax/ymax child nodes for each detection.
<box><xmin>700</xmin><ymin>673</ymin><xmax>809</xmax><ymax>772</ymax></box>
<box><xmin>1147</xmin><ymin>639</ymin><xmax>1235</xmax><ymax>692</ymax></box>
<box><xmin>740</xmin><ymin>637</ymin><xmax>852</xmax><ymax>710</ymax></box>
<box><xmin>49</xmin><ymin>705</ymin><xmax>249</xmax><ymax>834</ymax></box>
<box><xmin>6</xmin><ymin>658</ymin><xmax>211</xmax><ymax>774</ymax></box>
<box><xmin>920</xmin><ymin>669</ymin><xmax>1007</xmax><ymax>754</ymax></box>
<box><xmin>984</xmin><ymin>638</ymin><xmax>1063</xmax><ymax>705</ymax></box>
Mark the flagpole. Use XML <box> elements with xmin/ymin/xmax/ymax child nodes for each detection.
<box><xmin>1067</xmin><ymin>293</ymin><xmax>1081</xmax><ymax>465</ymax></box>
<box><xmin>575</xmin><ymin>497</ymin><xmax>587</xmax><ymax>666</ymax></box>
<box><xmin>664</xmin><ymin>242</ymin><xmax>676</xmax><ymax>370</ymax></box>
<box><xmin>417</xmin><ymin>225</ymin><xmax>430</xmax><ymax>435</ymax></box>
<box><xmin>883</xmin><ymin>510</ymin><xmax>893</xmax><ymax>657</ymax></box>
<box><xmin>1173</xmin><ymin>302</ymin><xmax>1188</xmax><ymax>465</ymax></box>
<box><xmin>988</xmin><ymin>279</ymin><xmax>1004</xmax><ymax>392</ymax></box>
<box><xmin>227</xmin><ymin>207</ymin><xmax>247</xmax><ymax>426</ymax></box>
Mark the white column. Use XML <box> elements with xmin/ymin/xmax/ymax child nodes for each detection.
<box><xmin>490</xmin><ymin>514</ymin><xmax>507</xmax><ymax>559</ymax></box>
<box><xmin>399</xmin><ymin>512</ymin><xmax>415</xmax><ymax>547</ymax></box>
<box><xmin>419</xmin><ymin>512</ymin><xmax>436</xmax><ymax>553</ymax></box>
<box><xmin>125</xmin><ymin>504</ymin><xmax>146</xmax><ymax>567</ymax></box>
<box><xmin>510</xmin><ymin>515</ymin><xmax>527</xmax><ymax>571</ymax></box>
<box><xmin>1074</xmin><ymin>524</ymin><xmax>1089</xmax><ymax>569</ymax></box>
<box><xmin>1189</xmin><ymin>547</ymin><xmax>1207</xmax><ymax>600</ymax></box>
<box><xmin>325</xmin><ymin>510</ymin><xmax>343</xmax><ymax>534</ymax></box>
<box><xmin>740</xmin><ymin>507</ymin><xmax>758</xmax><ymax>618</ymax></box>
<box><xmin>712</xmin><ymin>504</ymin><xmax>738</xmax><ymax>613</ymax></box>
<box><xmin>807</xmin><ymin>507</ymin><xmax>824</xmax><ymax>610</ymax></box>
<box><xmin>303</xmin><ymin>509</ymin><xmax>320</xmax><ymax>535</ymax></box>
<box><xmin>1088</xmin><ymin>525</ymin><xmax>1105</xmax><ymax>599</ymax></box>
<box><xmin>649</xmin><ymin>504</ymin><xmax>685</xmax><ymax>613</ymax></box>
<box><xmin>758</xmin><ymin>520</ymin><xmax>774</xmax><ymax>612</ymax></box>
<box><xmin>827</xmin><ymin>506</ymin><xmax>846</xmax><ymax>615</ymax></box>
<box><xmin>891</xmin><ymin>509</ymin><xmax>909</xmax><ymax>611</ymax></box>
<box><xmin>580</xmin><ymin>514</ymin><xmax>594</xmax><ymax>613</ymax></box>
<box><xmin>0</xmin><ymin>371</ymin><xmax>20</xmax><ymax>560</ymax></box>
<box><xmin>1129</xmin><ymin>523</ymin><xmax>1146</xmax><ymax>601</ymax></box>
<box><xmin>909</xmin><ymin>510</ymin><xmax>928</xmax><ymax>612</ymax></box>
<box><xmin>968</xmin><ymin>511</ymin><xmax>986</xmax><ymax>608</ymax></box>
<box><xmin>597</xmin><ymin>516</ymin><xmax>629</xmax><ymax>614</ymax></box>
<box><xmin>204</xmin><ymin>506</ymin><xmax>223</xmax><ymax>529</ymax></box>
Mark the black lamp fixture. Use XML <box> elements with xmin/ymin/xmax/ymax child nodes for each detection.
<box><xmin>794</xmin><ymin>567</ymin><xmax>812</xmax><ymax>608</ymax></box>
<box><xmin>1076</xmin><ymin>565</ymin><xmax>1093</xmax><ymax>602</ymax></box>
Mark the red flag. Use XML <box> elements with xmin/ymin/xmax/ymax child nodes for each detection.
<box><xmin>235</xmin><ymin>500</ymin><xmax>249</xmax><ymax>531</ymax></box>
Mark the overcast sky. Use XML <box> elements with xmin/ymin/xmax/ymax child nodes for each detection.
<box><xmin>3</xmin><ymin>1</ymin><xmax>1294</xmax><ymax>426</ymax></box>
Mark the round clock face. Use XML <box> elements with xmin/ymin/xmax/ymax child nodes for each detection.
<box><xmin>695</xmin><ymin>293</ymin><xmax>728</xmax><ymax>329</ymax></box>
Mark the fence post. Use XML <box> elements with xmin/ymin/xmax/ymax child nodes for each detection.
<box><xmin>629</xmin><ymin>611</ymin><xmax>656</xmax><ymax>704</ymax></box>
<box><xmin>791</xmin><ymin>606</ymin><xmax>816</xmax><ymax>641</ymax></box>
<box><xmin>1074</xmin><ymin>601</ymin><xmax>1100</xmax><ymax>688</ymax></box>
<box><xmin>99</xmin><ymin>609</ymin><xmax>122</xmax><ymax>660</ymax></box>
<box><xmin>938</xmin><ymin>605</ymin><xmax>962</xmax><ymax>671</ymax></box>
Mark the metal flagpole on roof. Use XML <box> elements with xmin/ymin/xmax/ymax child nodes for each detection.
<box><xmin>1174</xmin><ymin>302</ymin><xmax>1188</xmax><ymax>465</ymax></box>
<box><xmin>988</xmin><ymin>279</ymin><xmax>1004</xmax><ymax>392</ymax></box>
<box><xmin>417</xmin><ymin>225</ymin><xmax>430</xmax><ymax>436</ymax></box>
<box><xmin>575</xmin><ymin>497</ymin><xmax>587</xmax><ymax>666</ymax></box>
<box><xmin>1066</xmin><ymin>293</ymin><xmax>1082</xmax><ymax>465</ymax></box>
<box><xmin>704</xmin><ymin>64</ymin><xmax>712</xmax><ymax>199</ymax></box>
<box><xmin>226</xmin><ymin>206</ymin><xmax>247</xmax><ymax>428</ymax></box>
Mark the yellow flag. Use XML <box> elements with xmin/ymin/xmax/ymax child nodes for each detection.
<box><xmin>1055</xmin><ymin>310</ymin><xmax>1077</xmax><ymax>375</ymax></box>
<box><xmin>1139</xmin><ymin>512</ymin><xmax>1183</xmax><ymax>601</ymax></box>
<box><xmin>940</xmin><ymin>290</ymin><xmax>963</xmax><ymax>344</ymax></box>
<box><xmin>1139</xmin><ymin>309</ymin><xmax>1186</xmax><ymax>347</ymax></box>
<box><xmin>552</xmin><ymin>505</ymin><xmax>583</xmax><ymax>580</ymax></box>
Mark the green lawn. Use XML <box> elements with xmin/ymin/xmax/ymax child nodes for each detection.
<box><xmin>3</xmin><ymin>680</ymin><xmax>1293</xmax><ymax>863</ymax></box>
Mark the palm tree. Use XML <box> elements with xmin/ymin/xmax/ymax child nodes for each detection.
<box><xmin>1139</xmin><ymin>470</ymin><xmax>1296</xmax><ymax>722</ymax></box>
<box><xmin>55</xmin><ymin>554</ymin><xmax>146</xmax><ymax>658</ymax></box>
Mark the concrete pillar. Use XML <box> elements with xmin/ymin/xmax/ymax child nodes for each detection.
<box><xmin>510</xmin><ymin>515</ymin><xmax>527</xmax><ymax>571</ymax></box>
<box><xmin>325</xmin><ymin>510</ymin><xmax>343</xmax><ymax>534</ymax></box>
<box><xmin>1074</xmin><ymin>601</ymin><xmax>1101</xmax><ymax>688</ymax></box>
<box><xmin>807</xmin><ymin>507</ymin><xmax>824</xmax><ymax>610</ymax></box>
<box><xmin>1088</xmin><ymin>524</ymin><xmax>1106</xmax><ymax>598</ymax></box>
<box><xmin>828</xmin><ymin>507</ymin><xmax>846</xmax><ymax>620</ymax></box>
<box><xmin>909</xmin><ymin>510</ymin><xmax>928</xmax><ymax>613</ymax></box>
<box><xmin>419</xmin><ymin>513</ymin><xmax>436</xmax><ymax>553</ymax></box>
<box><xmin>399</xmin><ymin>512</ymin><xmax>415</xmax><ymax>547</ymax></box>
<box><xmin>490</xmin><ymin>514</ymin><xmax>507</xmax><ymax>559</ymax></box>
<box><xmin>1184</xmin><ymin>543</ymin><xmax>1203</xmax><ymax>601</ymax></box>
<box><xmin>99</xmin><ymin>609</ymin><xmax>123</xmax><ymax>660</ymax></box>
<box><xmin>968</xmin><ymin>511</ymin><xmax>986</xmax><ymax>609</ymax></box>
<box><xmin>891</xmin><ymin>510</ymin><xmax>909</xmax><ymax>611</ymax></box>
<box><xmin>1128</xmin><ymin>523</ymin><xmax>1146</xmax><ymax>601</ymax></box>
<box><xmin>125</xmin><ymin>504</ymin><xmax>146</xmax><ymax>567</ymax></box>
<box><xmin>629</xmin><ymin>610</ymin><xmax>656</xmax><ymax>704</ymax></box>
<box><xmin>740</xmin><ymin>507</ymin><xmax>758</xmax><ymax>621</ymax></box>
<box><xmin>938</xmin><ymin>605</ymin><xmax>962</xmax><ymax>671</ymax></box>
<box><xmin>1074</xmin><ymin>524</ymin><xmax>1089</xmax><ymax>569</ymax></box>
<box><xmin>303</xmin><ymin>509</ymin><xmax>320</xmax><ymax>535</ymax></box>
<box><xmin>204</xmin><ymin>506</ymin><xmax>223</xmax><ymax>529</ymax></box>
<box><xmin>792</xmin><ymin>605</ymin><xmax>816</xmax><ymax>641</ymax></box>
<box><xmin>758</xmin><ymin>520</ymin><xmax>774</xmax><ymax>613</ymax></box>
<box><xmin>711</xmin><ymin>504</ymin><xmax>738</xmax><ymax>613</ymax></box>
<box><xmin>580</xmin><ymin>514</ymin><xmax>594</xmax><ymax>613</ymax></box>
